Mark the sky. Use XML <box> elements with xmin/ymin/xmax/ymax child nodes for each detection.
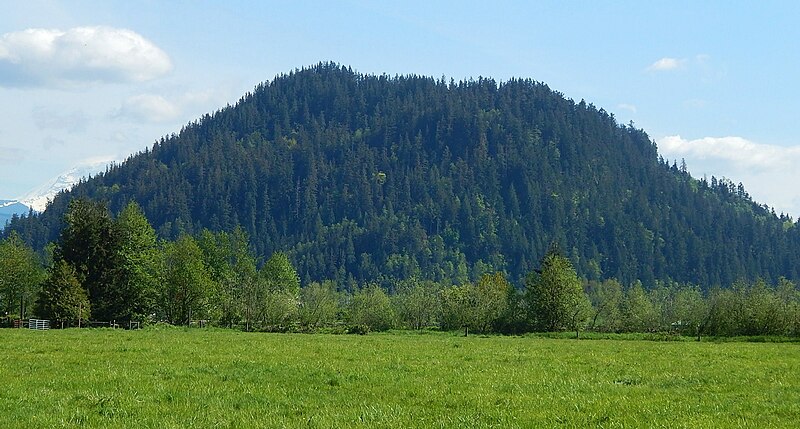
<box><xmin>2</xmin><ymin>0</ymin><xmax>800</xmax><ymax>217</ymax></box>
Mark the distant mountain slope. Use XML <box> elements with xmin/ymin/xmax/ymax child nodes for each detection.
<box><xmin>5</xmin><ymin>63</ymin><xmax>800</xmax><ymax>287</ymax></box>
<box><xmin>0</xmin><ymin>200</ymin><xmax>30</xmax><ymax>228</ymax></box>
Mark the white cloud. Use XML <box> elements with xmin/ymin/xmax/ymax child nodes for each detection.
<box><xmin>658</xmin><ymin>135</ymin><xmax>800</xmax><ymax>217</ymax></box>
<box><xmin>617</xmin><ymin>103</ymin><xmax>637</xmax><ymax>114</ymax></box>
<box><xmin>0</xmin><ymin>26</ymin><xmax>172</xmax><ymax>87</ymax></box>
<box><xmin>115</xmin><ymin>87</ymin><xmax>237</xmax><ymax>124</ymax></box>
<box><xmin>647</xmin><ymin>57</ymin><xmax>686</xmax><ymax>72</ymax></box>
<box><xmin>658</xmin><ymin>135</ymin><xmax>800</xmax><ymax>171</ymax></box>
<box><xmin>118</xmin><ymin>94</ymin><xmax>181</xmax><ymax>122</ymax></box>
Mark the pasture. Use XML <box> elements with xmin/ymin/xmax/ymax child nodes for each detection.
<box><xmin>1</xmin><ymin>328</ymin><xmax>798</xmax><ymax>428</ymax></box>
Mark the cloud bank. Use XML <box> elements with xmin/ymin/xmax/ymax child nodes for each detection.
<box><xmin>658</xmin><ymin>135</ymin><xmax>800</xmax><ymax>171</ymax></box>
<box><xmin>658</xmin><ymin>135</ymin><xmax>800</xmax><ymax>217</ymax></box>
<box><xmin>118</xmin><ymin>94</ymin><xmax>181</xmax><ymax>122</ymax></box>
<box><xmin>0</xmin><ymin>26</ymin><xmax>172</xmax><ymax>87</ymax></box>
<box><xmin>115</xmin><ymin>88</ymin><xmax>237</xmax><ymax>123</ymax></box>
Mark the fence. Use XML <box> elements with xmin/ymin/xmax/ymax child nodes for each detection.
<box><xmin>28</xmin><ymin>319</ymin><xmax>50</xmax><ymax>330</ymax></box>
<box><xmin>1</xmin><ymin>319</ymin><xmax>142</xmax><ymax>330</ymax></box>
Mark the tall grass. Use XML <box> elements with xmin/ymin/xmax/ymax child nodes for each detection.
<box><xmin>1</xmin><ymin>328</ymin><xmax>798</xmax><ymax>428</ymax></box>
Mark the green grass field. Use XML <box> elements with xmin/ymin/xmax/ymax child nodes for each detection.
<box><xmin>1</xmin><ymin>328</ymin><xmax>798</xmax><ymax>428</ymax></box>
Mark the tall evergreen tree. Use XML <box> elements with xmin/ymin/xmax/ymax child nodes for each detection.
<box><xmin>56</xmin><ymin>198</ymin><xmax>118</xmax><ymax>321</ymax></box>
<box><xmin>36</xmin><ymin>259</ymin><xmax>90</xmax><ymax>325</ymax></box>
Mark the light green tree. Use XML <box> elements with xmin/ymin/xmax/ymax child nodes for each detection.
<box><xmin>621</xmin><ymin>281</ymin><xmax>658</xmax><ymax>332</ymax></box>
<box><xmin>775</xmin><ymin>277</ymin><xmax>800</xmax><ymax>336</ymax></box>
<box><xmin>438</xmin><ymin>274</ymin><xmax>512</xmax><ymax>334</ymax></box>
<box><xmin>472</xmin><ymin>272</ymin><xmax>511</xmax><ymax>333</ymax></box>
<box><xmin>259</xmin><ymin>252</ymin><xmax>300</xmax><ymax>330</ymax></box>
<box><xmin>392</xmin><ymin>277</ymin><xmax>440</xmax><ymax>330</ymax></box>
<box><xmin>347</xmin><ymin>283</ymin><xmax>394</xmax><ymax>332</ymax></box>
<box><xmin>743</xmin><ymin>279</ymin><xmax>781</xmax><ymax>335</ymax></box>
<box><xmin>705</xmin><ymin>286</ymin><xmax>742</xmax><ymax>336</ymax></box>
<box><xmin>299</xmin><ymin>280</ymin><xmax>339</xmax><ymax>330</ymax></box>
<box><xmin>197</xmin><ymin>227</ymin><xmax>259</xmax><ymax>328</ymax></box>
<box><xmin>671</xmin><ymin>285</ymin><xmax>709</xmax><ymax>340</ymax></box>
<box><xmin>438</xmin><ymin>283</ymin><xmax>471</xmax><ymax>332</ymax></box>
<box><xmin>113</xmin><ymin>201</ymin><xmax>160</xmax><ymax>321</ymax></box>
<box><xmin>526</xmin><ymin>249</ymin><xmax>590</xmax><ymax>335</ymax></box>
<box><xmin>0</xmin><ymin>232</ymin><xmax>45</xmax><ymax>319</ymax></box>
<box><xmin>587</xmin><ymin>278</ymin><xmax>623</xmax><ymax>332</ymax></box>
<box><xmin>160</xmin><ymin>235</ymin><xmax>215</xmax><ymax>325</ymax></box>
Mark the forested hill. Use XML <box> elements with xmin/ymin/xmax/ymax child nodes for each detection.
<box><xmin>5</xmin><ymin>63</ymin><xmax>800</xmax><ymax>287</ymax></box>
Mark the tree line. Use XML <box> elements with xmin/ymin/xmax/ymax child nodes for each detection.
<box><xmin>2</xmin><ymin>198</ymin><xmax>799</xmax><ymax>338</ymax></box>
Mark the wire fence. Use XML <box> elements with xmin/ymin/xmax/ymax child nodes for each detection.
<box><xmin>1</xmin><ymin>317</ymin><xmax>142</xmax><ymax>330</ymax></box>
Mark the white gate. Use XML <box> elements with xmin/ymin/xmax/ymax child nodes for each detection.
<box><xmin>28</xmin><ymin>319</ymin><xmax>50</xmax><ymax>330</ymax></box>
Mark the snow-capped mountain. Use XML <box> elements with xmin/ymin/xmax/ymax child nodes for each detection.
<box><xmin>16</xmin><ymin>158</ymin><xmax>117</xmax><ymax>213</ymax></box>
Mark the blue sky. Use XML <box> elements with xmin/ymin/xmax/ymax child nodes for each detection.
<box><xmin>2</xmin><ymin>0</ymin><xmax>800</xmax><ymax>216</ymax></box>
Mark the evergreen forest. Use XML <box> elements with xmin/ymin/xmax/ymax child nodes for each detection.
<box><xmin>4</xmin><ymin>62</ymin><xmax>800</xmax><ymax>311</ymax></box>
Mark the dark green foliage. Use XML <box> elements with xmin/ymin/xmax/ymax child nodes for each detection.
<box><xmin>50</xmin><ymin>199</ymin><xmax>159</xmax><ymax>322</ymax></box>
<box><xmin>36</xmin><ymin>259</ymin><xmax>90</xmax><ymax>323</ymax></box>
<box><xmin>9</xmin><ymin>193</ymin><xmax>800</xmax><ymax>337</ymax></box>
<box><xmin>6</xmin><ymin>63</ymin><xmax>799</xmax><ymax>287</ymax></box>
<box><xmin>56</xmin><ymin>198</ymin><xmax>119</xmax><ymax>321</ymax></box>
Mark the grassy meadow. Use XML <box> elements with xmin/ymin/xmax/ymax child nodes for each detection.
<box><xmin>1</xmin><ymin>328</ymin><xmax>798</xmax><ymax>428</ymax></box>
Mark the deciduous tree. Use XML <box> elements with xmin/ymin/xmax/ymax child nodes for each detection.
<box><xmin>299</xmin><ymin>280</ymin><xmax>339</xmax><ymax>330</ymax></box>
<box><xmin>526</xmin><ymin>249</ymin><xmax>589</xmax><ymax>334</ymax></box>
<box><xmin>160</xmin><ymin>235</ymin><xmax>215</xmax><ymax>325</ymax></box>
<box><xmin>347</xmin><ymin>283</ymin><xmax>394</xmax><ymax>332</ymax></box>
<box><xmin>0</xmin><ymin>232</ymin><xmax>45</xmax><ymax>318</ymax></box>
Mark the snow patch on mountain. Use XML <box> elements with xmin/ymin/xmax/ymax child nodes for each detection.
<box><xmin>18</xmin><ymin>158</ymin><xmax>118</xmax><ymax>212</ymax></box>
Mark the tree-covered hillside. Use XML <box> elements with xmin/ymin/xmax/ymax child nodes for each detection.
<box><xmin>5</xmin><ymin>63</ymin><xmax>799</xmax><ymax>287</ymax></box>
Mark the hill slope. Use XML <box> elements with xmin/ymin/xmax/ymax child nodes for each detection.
<box><xmin>6</xmin><ymin>63</ymin><xmax>800</xmax><ymax>286</ymax></box>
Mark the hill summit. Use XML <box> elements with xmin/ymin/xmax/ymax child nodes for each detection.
<box><xmin>6</xmin><ymin>62</ymin><xmax>799</xmax><ymax>287</ymax></box>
